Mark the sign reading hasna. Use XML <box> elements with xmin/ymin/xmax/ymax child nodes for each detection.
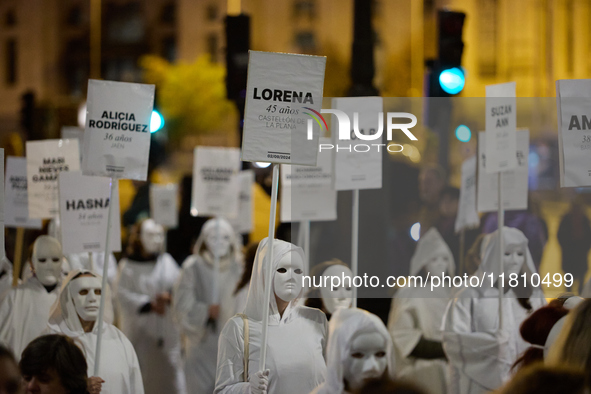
<box><xmin>241</xmin><ymin>51</ymin><xmax>326</xmax><ymax>166</ymax></box>
<box><xmin>82</xmin><ymin>79</ymin><xmax>155</xmax><ymax>181</ymax></box>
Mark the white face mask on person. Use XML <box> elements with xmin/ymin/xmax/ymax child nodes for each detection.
<box><xmin>204</xmin><ymin>230</ymin><xmax>232</xmax><ymax>258</ymax></box>
<box><xmin>503</xmin><ymin>242</ymin><xmax>525</xmax><ymax>277</ymax></box>
<box><xmin>32</xmin><ymin>236</ymin><xmax>63</xmax><ymax>286</ymax></box>
<box><xmin>140</xmin><ymin>219</ymin><xmax>165</xmax><ymax>255</ymax></box>
<box><xmin>273</xmin><ymin>252</ymin><xmax>304</xmax><ymax>303</ymax></box>
<box><xmin>425</xmin><ymin>246</ymin><xmax>451</xmax><ymax>277</ymax></box>
<box><xmin>343</xmin><ymin>331</ymin><xmax>388</xmax><ymax>391</ymax></box>
<box><xmin>320</xmin><ymin>265</ymin><xmax>353</xmax><ymax>314</ymax></box>
<box><xmin>69</xmin><ymin>276</ymin><xmax>102</xmax><ymax>322</ymax></box>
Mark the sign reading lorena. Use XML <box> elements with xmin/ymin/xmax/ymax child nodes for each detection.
<box><xmin>82</xmin><ymin>79</ymin><xmax>155</xmax><ymax>181</ymax></box>
<box><xmin>4</xmin><ymin>157</ymin><xmax>42</xmax><ymax>229</ymax></box>
<box><xmin>26</xmin><ymin>139</ymin><xmax>80</xmax><ymax>219</ymax></box>
<box><xmin>241</xmin><ymin>51</ymin><xmax>326</xmax><ymax>166</ymax></box>
<box><xmin>58</xmin><ymin>171</ymin><xmax>121</xmax><ymax>254</ymax></box>
<box><xmin>485</xmin><ymin>82</ymin><xmax>517</xmax><ymax>173</ymax></box>
<box><xmin>191</xmin><ymin>146</ymin><xmax>241</xmax><ymax>218</ymax></box>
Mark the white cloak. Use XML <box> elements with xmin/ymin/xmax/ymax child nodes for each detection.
<box><xmin>116</xmin><ymin>254</ymin><xmax>185</xmax><ymax>394</ymax></box>
<box><xmin>0</xmin><ymin>276</ymin><xmax>59</xmax><ymax>358</ymax></box>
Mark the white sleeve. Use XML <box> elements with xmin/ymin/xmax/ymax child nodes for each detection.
<box><xmin>442</xmin><ymin>297</ymin><xmax>511</xmax><ymax>391</ymax></box>
<box><xmin>388</xmin><ymin>297</ymin><xmax>423</xmax><ymax>359</ymax></box>
<box><xmin>125</xmin><ymin>336</ymin><xmax>145</xmax><ymax>394</ymax></box>
<box><xmin>115</xmin><ymin>260</ymin><xmax>151</xmax><ymax>313</ymax></box>
<box><xmin>215</xmin><ymin>318</ymin><xmax>250</xmax><ymax>394</ymax></box>
<box><xmin>172</xmin><ymin>257</ymin><xmax>209</xmax><ymax>336</ymax></box>
<box><xmin>0</xmin><ymin>290</ymin><xmax>15</xmax><ymax>350</ymax></box>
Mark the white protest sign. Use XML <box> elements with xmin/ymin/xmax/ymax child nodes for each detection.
<box><xmin>229</xmin><ymin>170</ymin><xmax>255</xmax><ymax>234</ymax></box>
<box><xmin>26</xmin><ymin>139</ymin><xmax>80</xmax><ymax>219</ymax></box>
<box><xmin>331</xmin><ymin>97</ymin><xmax>383</xmax><ymax>190</ymax></box>
<box><xmin>61</xmin><ymin>126</ymin><xmax>85</xmax><ymax>164</ymax></box>
<box><xmin>4</xmin><ymin>157</ymin><xmax>42</xmax><ymax>229</ymax></box>
<box><xmin>82</xmin><ymin>79</ymin><xmax>155</xmax><ymax>180</ymax></box>
<box><xmin>280</xmin><ymin>139</ymin><xmax>337</xmax><ymax>222</ymax></box>
<box><xmin>241</xmin><ymin>51</ymin><xmax>326</xmax><ymax>166</ymax></box>
<box><xmin>150</xmin><ymin>184</ymin><xmax>178</xmax><ymax>228</ymax></box>
<box><xmin>191</xmin><ymin>146</ymin><xmax>241</xmax><ymax>218</ymax></box>
<box><xmin>455</xmin><ymin>156</ymin><xmax>480</xmax><ymax>232</ymax></box>
<box><xmin>556</xmin><ymin>79</ymin><xmax>591</xmax><ymax>187</ymax></box>
<box><xmin>58</xmin><ymin>171</ymin><xmax>121</xmax><ymax>254</ymax></box>
<box><xmin>478</xmin><ymin>130</ymin><xmax>529</xmax><ymax>212</ymax></box>
<box><xmin>485</xmin><ymin>82</ymin><xmax>517</xmax><ymax>173</ymax></box>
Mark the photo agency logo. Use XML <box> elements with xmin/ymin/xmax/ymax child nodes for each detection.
<box><xmin>305</xmin><ymin>109</ymin><xmax>419</xmax><ymax>153</ymax></box>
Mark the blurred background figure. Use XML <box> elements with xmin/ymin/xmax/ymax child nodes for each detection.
<box><xmin>557</xmin><ymin>196</ymin><xmax>591</xmax><ymax>294</ymax></box>
<box><xmin>0</xmin><ymin>345</ymin><xmax>23</xmax><ymax>394</ymax></box>
<box><xmin>232</xmin><ymin>241</ymin><xmax>258</xmax><ymax>315</ymax></box>
<box><xmin>418</xmin><ymin>165</ymin><xmax>446</xmax><ymax>236</ymax></box>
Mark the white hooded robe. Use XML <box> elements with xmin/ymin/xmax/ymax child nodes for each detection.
<box><xmin>388</xmin><ymin>228</ymin><xmax>454</xmax><ymax>394</ymax></box>
<box><xmin>442</xmin><ymin>227</ymin><xmax>546</xmax><ymax>394</ymax></box>
<box><xmin>215</xmin><ymin>238</ymin><xmax>328</xmax><ymax>394</ymax></box>
<box><xmin>0</xmin><ymin>275</ymin><xmax>60</xmax><ymax>358</ymax></box>
<box><xmin>173</xmin><ymin>218</ymin><xmax>243</xmax><ymax>394</ymax></box>
<box><xmin>45</xmin><ymin>270</ymin><xmax>144</xmax><ymax>394</ymax></box>
<box><xmin>116</xmin><ymin>253</ymin><xmax>185</xmax><ymax>394</ymax></box>
<box><xmin>311</xmin><ymin>308</ymin><xmax>395</xmax><ymax>394</ymax></box>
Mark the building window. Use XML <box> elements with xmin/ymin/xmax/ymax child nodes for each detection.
<box><xmin>67</xmin><ymin>5</ymin><xmax>83</xmax><ymax>27</ymax></box>
<box><xmin>206</xmin><ymin>4</ymin><xmax>218</xmax><ymax>21</ymax></box>
<box><xmin>161</xmin><ymin>2</ymin><xmax>175</xmax><ymax>25</ymax></box>
<box><xmin>293</xmin><ymin>0</ymin><xmax>316</xmax><ymax>19</ymax></box>
<box><xmin>207</xmin><ymin>33</ymin><xmax>218</xmax><ymax>62</ymax></box>
<box><xmin>477</xmin><ymin>0</ymin><xmax>497</xmax><ymax>77</ymax></box>
<box><xmin>5</xmin><ymin>8</ymin><xmax>16</xmax><ymax>26</ymax></box>
<box><xmin>5</xmin><ymin>38</ymin><xmax>17</xmax><ymax>86</ymax></box>
<box><xmin>162</xmin><ymin>36</ymin><xmax>176</xmax><ymax>62</ymax></box>
<box><xmin>294</xmin><ymin>31</ymin><xmax>317</xmax><ymax>52</ymax></box>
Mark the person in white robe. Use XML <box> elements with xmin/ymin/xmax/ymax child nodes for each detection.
<box><xmin>0</xmin><ymin>235</ymin><xmax>63</xmax><ymax>358</ymax></box>
<box><xmin>116</xmin><ymin>218</ymin><xmax>185</xmax><ymax>394</ymax></box>
<box><xmin>311</xmin><ymin>307</ymin><xmax>395</xmax><ymax>394</ymax></box>
<box><xmin>0</xmin><ymin>255</ymin><xmax>13</xmax><ymax>303</ymax></box>
<box><xmin>442</xmin><ymin>227</ymin><xmax>546</xmax><ymax>394</ymax></box>
<box><xmin>387</xmin><ymin>228</ymin><xmax>454</xmax><ymax>394</ymax></box>
<box><xmin>215</xmin><ymin>238</ymin><xmax>327</xmax><ymax>394</ymax></box>
<box><xmin>46</xmin><ymin>269</ymin><xmax>144</xmax><ymax>394</ymax></box>
<box><xmin>48</xmin><ymin>217</ymin><xmax>118</xmax><ymax>284</ymax></box>
<box><xmin>173</xmin><ymin>218</ymin><xmax>243</xmax><ymax>394</ymax></box>
<box><xmin>305</xmin><ymin>259</ymin><xmax>353</xmax><ymax>320</ymax></box>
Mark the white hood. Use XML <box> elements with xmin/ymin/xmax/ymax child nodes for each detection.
<box><xmin>322</xmin><ymin>308</ymin><xmax>395</xmax><ymax>393</ymax></box>
<box><xmin>47</xmin><ymin>269</ymin><xmax>114</xmax><ymax>337</ymax></box>
<box><xmin>243</xmin><ymin>238</ymin><xmax>305</xmax><ymax>323</ymax></box>
<box><xmin>409</xmin><ymin>227</ymin><xmax>455</xmax><ymax>276</ymax></box>
<box><xmin>192</xmin><ymin>217</ymin><xmax>243</xmax><ymax>268</ymax></box>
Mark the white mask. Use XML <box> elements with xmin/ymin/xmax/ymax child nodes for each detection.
<box><xmin>344</xmin><ymin>331</ymin><xmax>388</xmax><ymax>391</ymax></box>
<box><xmin>273</xmin><ymin>251</ymin><xmax>304</xmax><ymax>302</ymax></box>
<box><xmin>320</xmin><ymin>265</ymin><xmax>353</xmax><ymax>314</ymax></box>
<box><xmin>140</xmin><ymin>219</ymin><xmax>164</xmax><ymax>255</ymax></box>
<box><xmin>69</xmin><ymin>276</ymin><xmax>102</xmax><ymax>321</ymax></box>
<box><xmin>204</xmin><ymin>229</ymin><xmax>232</xmax><ymax>258</ymax></box>
<box><xmin>32</xmin><ymin>236</ymin><xmax>63</xmax><ymax>286</ymax></box>
<box><xmin>503</xmin><ymin>242</ymin><xmax>525</xmax><ymax>277</ymax></box>
<box><xmin>425</xmin><ymin>246</ymin><xmax>450</xmax><ymax>277</ymax></box>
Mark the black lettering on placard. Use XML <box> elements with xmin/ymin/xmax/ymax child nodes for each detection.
<box><xmin>66</xmin><ymin>198</ymin><xmax>110</xmax><ymax>210</ymax></box>
<box><xmin>568</xmin><ymin>115</ymin><xmax>591</xmax><ymax>130</ymax></box>
<box><xmin>32</xmin><ymin>157</ymin><xmax>69</xmax><ymax>182</ymax></box>
<box><xmin>253</xmin><ymin>88</ymin><xmax>314</xmax><ymax>104</ymax></box>
<box><xmin>87</xmin><ymin>111</ymin><xmax>147</xmax><ymax>133</ymax></box>
<box><xmin>496</xmin><ymin>118</ymin><xmax>509</xmax><ymax>127</ymax></box>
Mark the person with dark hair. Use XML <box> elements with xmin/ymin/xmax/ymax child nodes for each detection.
<box><xmin>496</xmin><ymin>365</ymin><xmax>588</xmax><ymax>394</ymax></box>
<box><xmin>19</xmin><ymin>334</ymin><xmax>91</xmax><ymax>394</ymax></box>
<box><xmin>354</xmin><ymin>377</ymin><xmax>427</xmax><ymax>394</ymax></box>
<box><xmin>558</xmin><ymin>197</ymin><xmax>591</xmax><ymax>294</ymax></box>
<box><xmin>232</xmin><ymin>241</ymin><xmax>259</xmax><ymax>315</ymax></box>
<box><xmin>512</xmin><ymin>301</ymin><xmax>568</xmax><ymax>371</ymax></box>
<box><xmin>0</xmin><ymin>345</ymin><xmax>23</xmax><ymax>394</ymax></box>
